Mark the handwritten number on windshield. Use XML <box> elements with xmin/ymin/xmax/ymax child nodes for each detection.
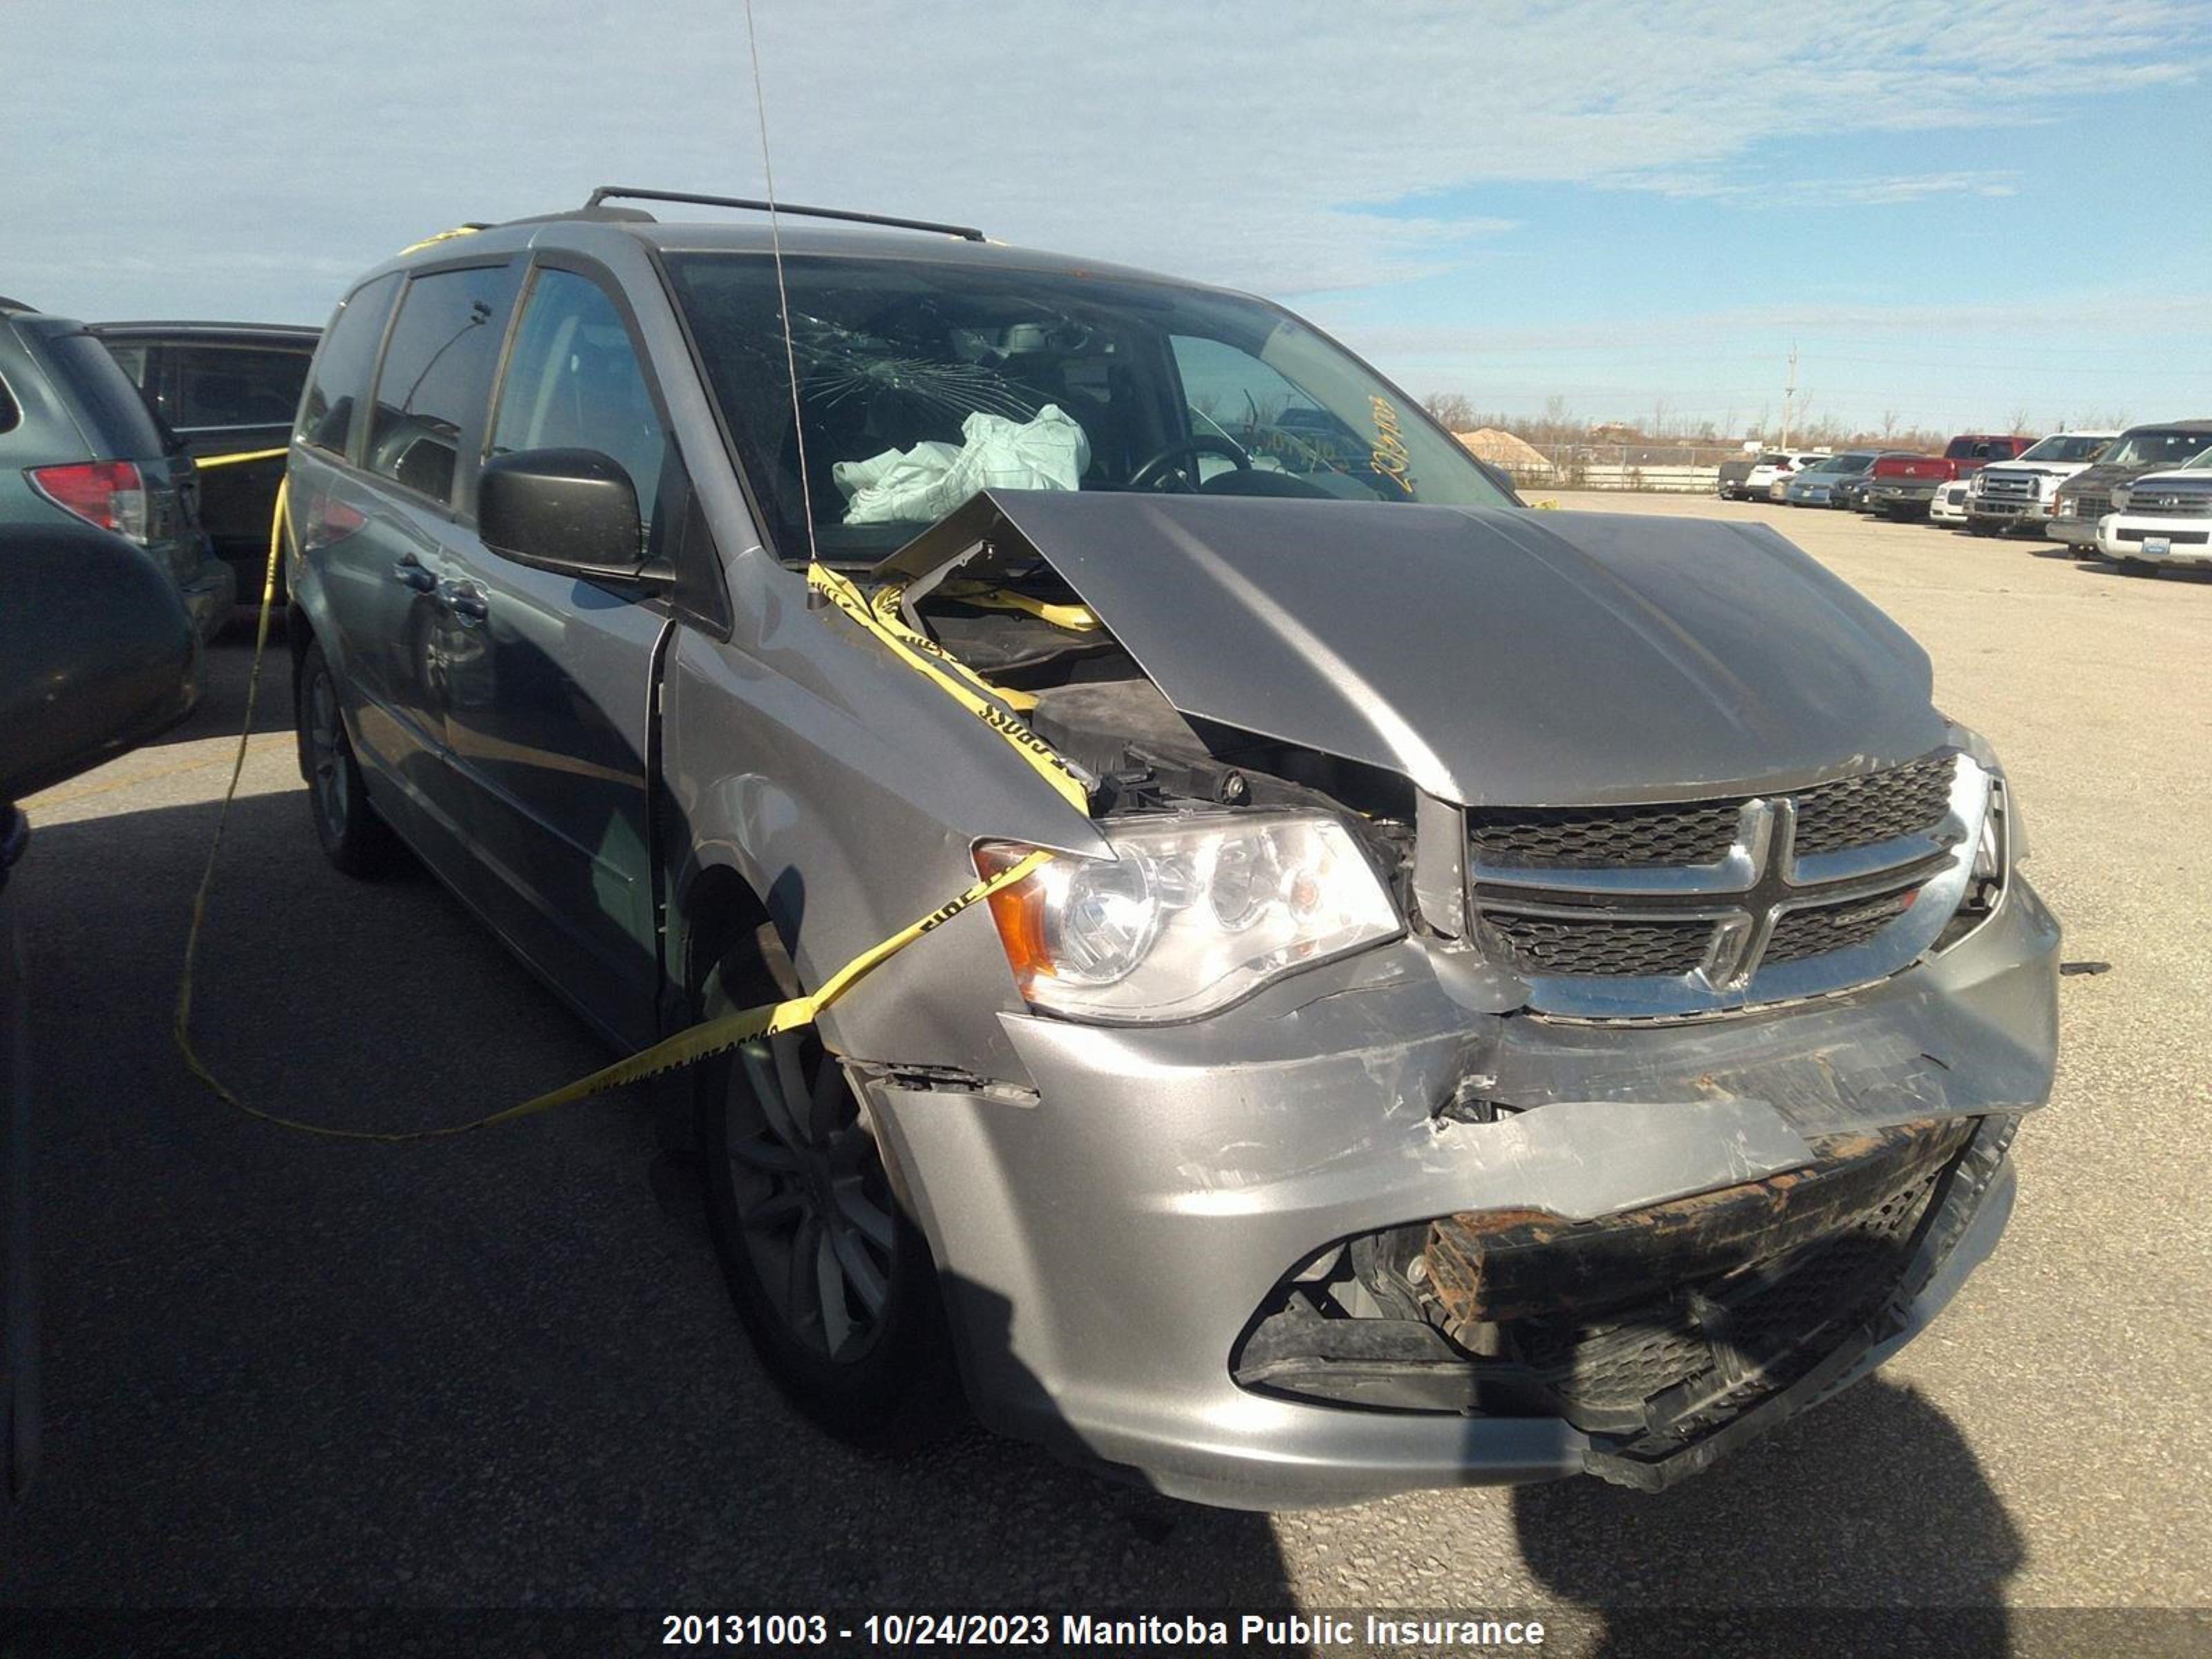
<box><xmin>1369</xmin><ymin>396</ymin><xmax>1415</xmax><ymax>494</ymax></box>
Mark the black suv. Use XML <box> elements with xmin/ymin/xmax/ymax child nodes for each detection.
<box><xmin>92</xmin><ymin>321</ymin><xmax>319</xmax><ymax>610</ymax></box>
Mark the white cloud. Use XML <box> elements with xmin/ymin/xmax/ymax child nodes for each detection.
<box><xmin>1631</xmin><ymin>171</ymin><xmax>2023</xmax><ymax>207</ymax></box>
<box><xmin>0</xmin><ymin>0</ymin><xmax>2204</xmax><ymax>315</ymax></box>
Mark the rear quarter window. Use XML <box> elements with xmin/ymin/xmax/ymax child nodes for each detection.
<box><xmin>364</xmin><ymin>265</ymin><xmax>512</xmax><ymax>505</ymax></box>
<box><xmin>298</xmin><ymin>274</ymin><xmax>400</xmax><ymax>458</ymax></box>
<box><xmin>35</xmin><ymin>330</ymin><xmax>171</xmax><ymax>459</ymax></box>
<box><xmin>171</xmin><ymin>343</ymin><xmax>314</xmax><ymax>430</ymax></box>
<box><xmin>0</xmin><ymin>370</ymin><xmax>17</xmax><ymax>436</ymax></box>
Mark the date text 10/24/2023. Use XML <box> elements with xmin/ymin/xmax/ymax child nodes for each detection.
<box><xmin>659</xmin><ymin>1612</ymin><xmax>1549</xmax><ymax>1648</ymax></box>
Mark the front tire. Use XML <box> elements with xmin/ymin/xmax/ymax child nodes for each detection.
<box><xmin>294</xmin><ymin>639</ymin><xmax>404</xmax><ymax>877</ymax></box>
<box><xmin>695</xmin><ymin>939</ymin><xmax>957</xmax><ymax>1445</ymax></box>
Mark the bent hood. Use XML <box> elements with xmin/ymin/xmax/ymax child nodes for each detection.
<box><xmin>883</xmin><ymin>491</ymin><xmax>1942</xmax><ymax>807</ymax></box>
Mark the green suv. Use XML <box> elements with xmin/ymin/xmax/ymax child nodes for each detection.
<box><xmin>1</xmin><ymin>297</ymin><xmax>234</xmax><ymax>641</ymax></box>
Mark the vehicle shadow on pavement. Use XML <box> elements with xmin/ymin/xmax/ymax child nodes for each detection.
<box><xmin>145</xmin><ymin>635</ymin><xmax>299</xmax><ymax>751</ymax></box>
<box><xmin>2067</xmin><ymin>562</ymin><xmax>2212</xmax><ymax>585</ymax></box>
<box><xmin>1512</xmin><ymin>1375</ymin><xmax>2023</xmax><ymax>1656</ymax></box>
<box><xmin>1</xmin><ymin>787</ymin><xmax>1297</xmax><ymax>1611</ymax></box>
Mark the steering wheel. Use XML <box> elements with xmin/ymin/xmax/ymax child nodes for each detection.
<box><xmin>1128</xmin><ymin>433</ymin><xmax>1253</xmax><ymax>491</ymax></box>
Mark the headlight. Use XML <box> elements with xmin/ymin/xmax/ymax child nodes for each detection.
<box><xmin>2054</xmin><ymin>490</ymin><xmax>2077</xmax><ymax>516</ymax></box>
<box><xmin>2110</xmin><ymin>485</ymin><xmax>2132</xmax><ymax>511</ymax></box>
<box><xmin>977</xmin><ymin>812</ymin><xmax>1400</xmax><ymax>1020</ymax></box>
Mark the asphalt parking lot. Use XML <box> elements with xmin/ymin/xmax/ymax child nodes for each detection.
<box><xmin>3</xmin><ymin>496</ymin><xmax>2206</xmax><ymax>1639</ymax></box>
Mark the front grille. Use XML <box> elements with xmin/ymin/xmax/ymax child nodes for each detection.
<box><xmin>1465</xmin><ymin>751</ymin><xmax>1971</xmax><ymax>1007</ymax></box>
<box><xmin>2125</xmin><ymin>492</ymin><xmax>2212</xmax><ymax>519</ymax></box>
<box><xmin>1792</xmin><ymin>753</ymin><xmax>1955</xmax><ymax>855</ymax></box>
<box><xmin>1763</xmin><ymin>888</ymin><xmax>1918</xmax><ymax>965</ymax></box>
<box><xmin>1468</xmin><ymin>800</ymin><xmax>1739</xmax><ymax>868</ymax></box>
<box><xmin>1484</xmin><ymin>914</ymin><xmax>1713</xmax><ymax>977</ymax></box>
<box><xmin>1978</xmin><ymin>473</ymin><xmax>2037</xmax><ymax>501</ymax></box>
<box><xmin>2066</xmin><ymin>488</ymin><xmax>2111</xmax><ymax>520</ymax></box>
<box><xmin>2117</xmin><ymin>527</ymin><xmax>2209</xmax><ymax>545</ymax></box>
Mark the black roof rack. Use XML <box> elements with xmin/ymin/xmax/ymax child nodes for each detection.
<box><xmin>584</xmin><ymin>185</ymin><xmax>984</xmax><ymax>243</ymax></box>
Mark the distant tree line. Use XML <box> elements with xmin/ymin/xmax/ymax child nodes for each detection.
<box><xmin>1418</xmin><ymin>390</ymin><xmax>2133</xmax><ymax>454</ymax></box>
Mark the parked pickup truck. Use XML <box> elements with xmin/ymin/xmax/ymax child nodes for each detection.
<box><xmin>1866</xmin><ymin>435</ymin><xmax>2034</xmax><ymax>521</ymax></box>
<box><xmin>2092</xmin><ymin>447</ymin><xmax>2212</xmax><ymax>574</ymax></box>
<box><xmin>1965</xmin><ymin>431</ymin><xmax>2117</xmax><ymax>537</ymax></box>
<box><xmin>2048</xmin><ymin>421</ymin><xmax>2212</xmax><ymax>552</ymax></box>
<box><xmin>285</xmin><ymin>191</ymin><xmax>2059</xmax><ymax>1509</ymax></box>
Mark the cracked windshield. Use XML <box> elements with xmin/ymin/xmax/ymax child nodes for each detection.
<box><xmin>664</xmin><ymin>252</ymin><xmax>1511</xmax><ymax>561</ymax></box>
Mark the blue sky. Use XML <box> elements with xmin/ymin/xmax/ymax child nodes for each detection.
<box><xmin>4</xmin><ymin>0</ymin><xmax>2207</xmax><ymax>436</ymax></box>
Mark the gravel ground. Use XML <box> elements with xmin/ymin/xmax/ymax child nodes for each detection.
<box><xmin>1</xmin><ymin>496</ymin><xmax>2205</xmax><ymax>1647</ymax></box>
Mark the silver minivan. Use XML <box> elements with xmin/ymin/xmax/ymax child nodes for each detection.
<box><xmin>285</xmin><ymin>189</ymin><xmax>2060</xmax><ymax>1508</ymax></box>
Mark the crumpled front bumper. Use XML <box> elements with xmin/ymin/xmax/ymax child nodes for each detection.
<box><xmin>865</xmin><ymin>872</ymin><xmax>2059</xmax><ymax>1510</ymax></box>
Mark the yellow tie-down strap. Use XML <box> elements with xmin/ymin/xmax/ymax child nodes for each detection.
<box><xmin>192</xmin><ymin>447</ymin><xmax>289</xmax><ymax>470</ymax></box>
<box><xmin>173</xmin><ymin>495</ymin><xmax>1076</xmax><ymax>1140</ymax></box>
<box><xmin>937</xmin><ymin>579</ymin><xmax>1099</xmax><ymax>634</ymax></box>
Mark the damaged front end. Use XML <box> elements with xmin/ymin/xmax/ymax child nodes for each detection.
<box><xmin>1234</xmin><ymin>1113</ymin><xmax>2012</xmax><ymax>1489</ymax></box>
<box><xmin>859</xmin><ymin>489</ymin><xmax>2057</xmax><ymax>1500</ymax></box>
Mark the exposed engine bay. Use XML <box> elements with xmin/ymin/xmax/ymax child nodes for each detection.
<box><xmin>925</xmin><ymin>590</ymin><xmax>1416</xmax><ymax>841</ymax></box>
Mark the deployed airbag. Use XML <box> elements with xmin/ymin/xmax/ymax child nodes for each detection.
<box><xmin>834</xmin><ymin>405</ymin><xmax>1089</xmax><ymax>525</ymax></box>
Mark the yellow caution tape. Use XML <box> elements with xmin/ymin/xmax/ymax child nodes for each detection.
<box><xmin>810</xmin><ymin>561</ymin><xmax>1087</xmax><ymax>809</ymax></box>
<box><xmin>939</xmin><ymin>580</ymin><xmax>1099</xmax><ymax>633</ymax></box>
<box><xmin>495</xmin><ymin>847</ymin><xmax>1051</xmax><ymax>1127</ymax></box>
<box><xmin>192</xmin><ymin>447</ymin><xmax>289</xmax><ymax>470</ymax></box>
<box><xmin>863</xmin><ymin>579</ymin><xmax>1038</xmax><ymax>712</ymax></box>
<box><xmin>175</xmin><ymin>478</ymin><xmax>297</xmax><ymax>1124</ymax></box>
<box><xmin>173</xmin><ymin>487</ymin><xmax>1076</xmax><ymax>1140</ymax></box>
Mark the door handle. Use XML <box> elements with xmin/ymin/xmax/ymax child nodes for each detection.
<box><xmin>392</xmin><ymin>556</ymin><xmax>437</xmax><ymax>593</ymax></box>
<box><xmin>448</xmin><ymin>589</ymin><xmax>489</xmax><ymax>624</ymax></box>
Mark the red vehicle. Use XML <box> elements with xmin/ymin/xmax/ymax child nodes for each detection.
<box><xmin>1865</xmin><ymin>435</ymin><xmax>2035</xmax><ymax>520</ymax></box>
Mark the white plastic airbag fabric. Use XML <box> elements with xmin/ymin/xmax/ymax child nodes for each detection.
<box><xmin>834</xmin><ymin>404</ymin><xmax>1090</xmax><ymax>524</ymax></box>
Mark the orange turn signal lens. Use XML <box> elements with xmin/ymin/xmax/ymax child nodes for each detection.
<box><xmin>975</xmin><ymin>845</ymin><xmax>1056</xmax><ymax>993</ymax></box>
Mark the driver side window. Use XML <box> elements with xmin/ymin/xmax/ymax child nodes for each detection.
<box><xmin>491</xmin><ymin>268</ymin><xmax>667</xmax><ymax>532</ymax></box>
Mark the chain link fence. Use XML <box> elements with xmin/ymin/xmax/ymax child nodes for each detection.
<box><xmin>1503</xmin><ymin>441</ymin><xmax>1747</xmax><ymax>494</ymax></box>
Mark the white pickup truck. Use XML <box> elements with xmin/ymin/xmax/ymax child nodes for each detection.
<box><xmin>1965</xmin><ymin>432</ymin><xmax>2117</xmax><ymax>537</ymax></box>
<box><xmin>2094</xmin><ymin>449</ymin><xmax>2212</xmax><ymax>572</ymax></box>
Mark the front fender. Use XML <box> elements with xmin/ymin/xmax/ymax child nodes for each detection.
<box><xmin>660</xmin><ymin>552</ymin><xmax>1107</xmax><ymax>1076</ymax></box>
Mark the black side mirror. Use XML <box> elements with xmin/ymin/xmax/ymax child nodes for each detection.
<box><xmin>478</xmin><ymin>448</ymin><xmax>654</xmax><ymax>582</ymax></box>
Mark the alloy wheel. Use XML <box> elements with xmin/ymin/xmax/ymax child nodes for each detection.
<box><xmin>723</xmin><ymin>1031</ymin><xmax>897</xmax><ymax>1362</ymax></box>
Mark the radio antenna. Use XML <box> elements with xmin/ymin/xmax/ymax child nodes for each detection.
<box><xmin>741</xmin><ymin>0</ymin><xmax>825</xmax><ymax>588</ymax></box>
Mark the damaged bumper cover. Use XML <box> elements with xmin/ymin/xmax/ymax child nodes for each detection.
<box><xmin>865</xmin><ymin>868</ymin><xmax>2058</xmax><ymax>1509</ymax></box>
